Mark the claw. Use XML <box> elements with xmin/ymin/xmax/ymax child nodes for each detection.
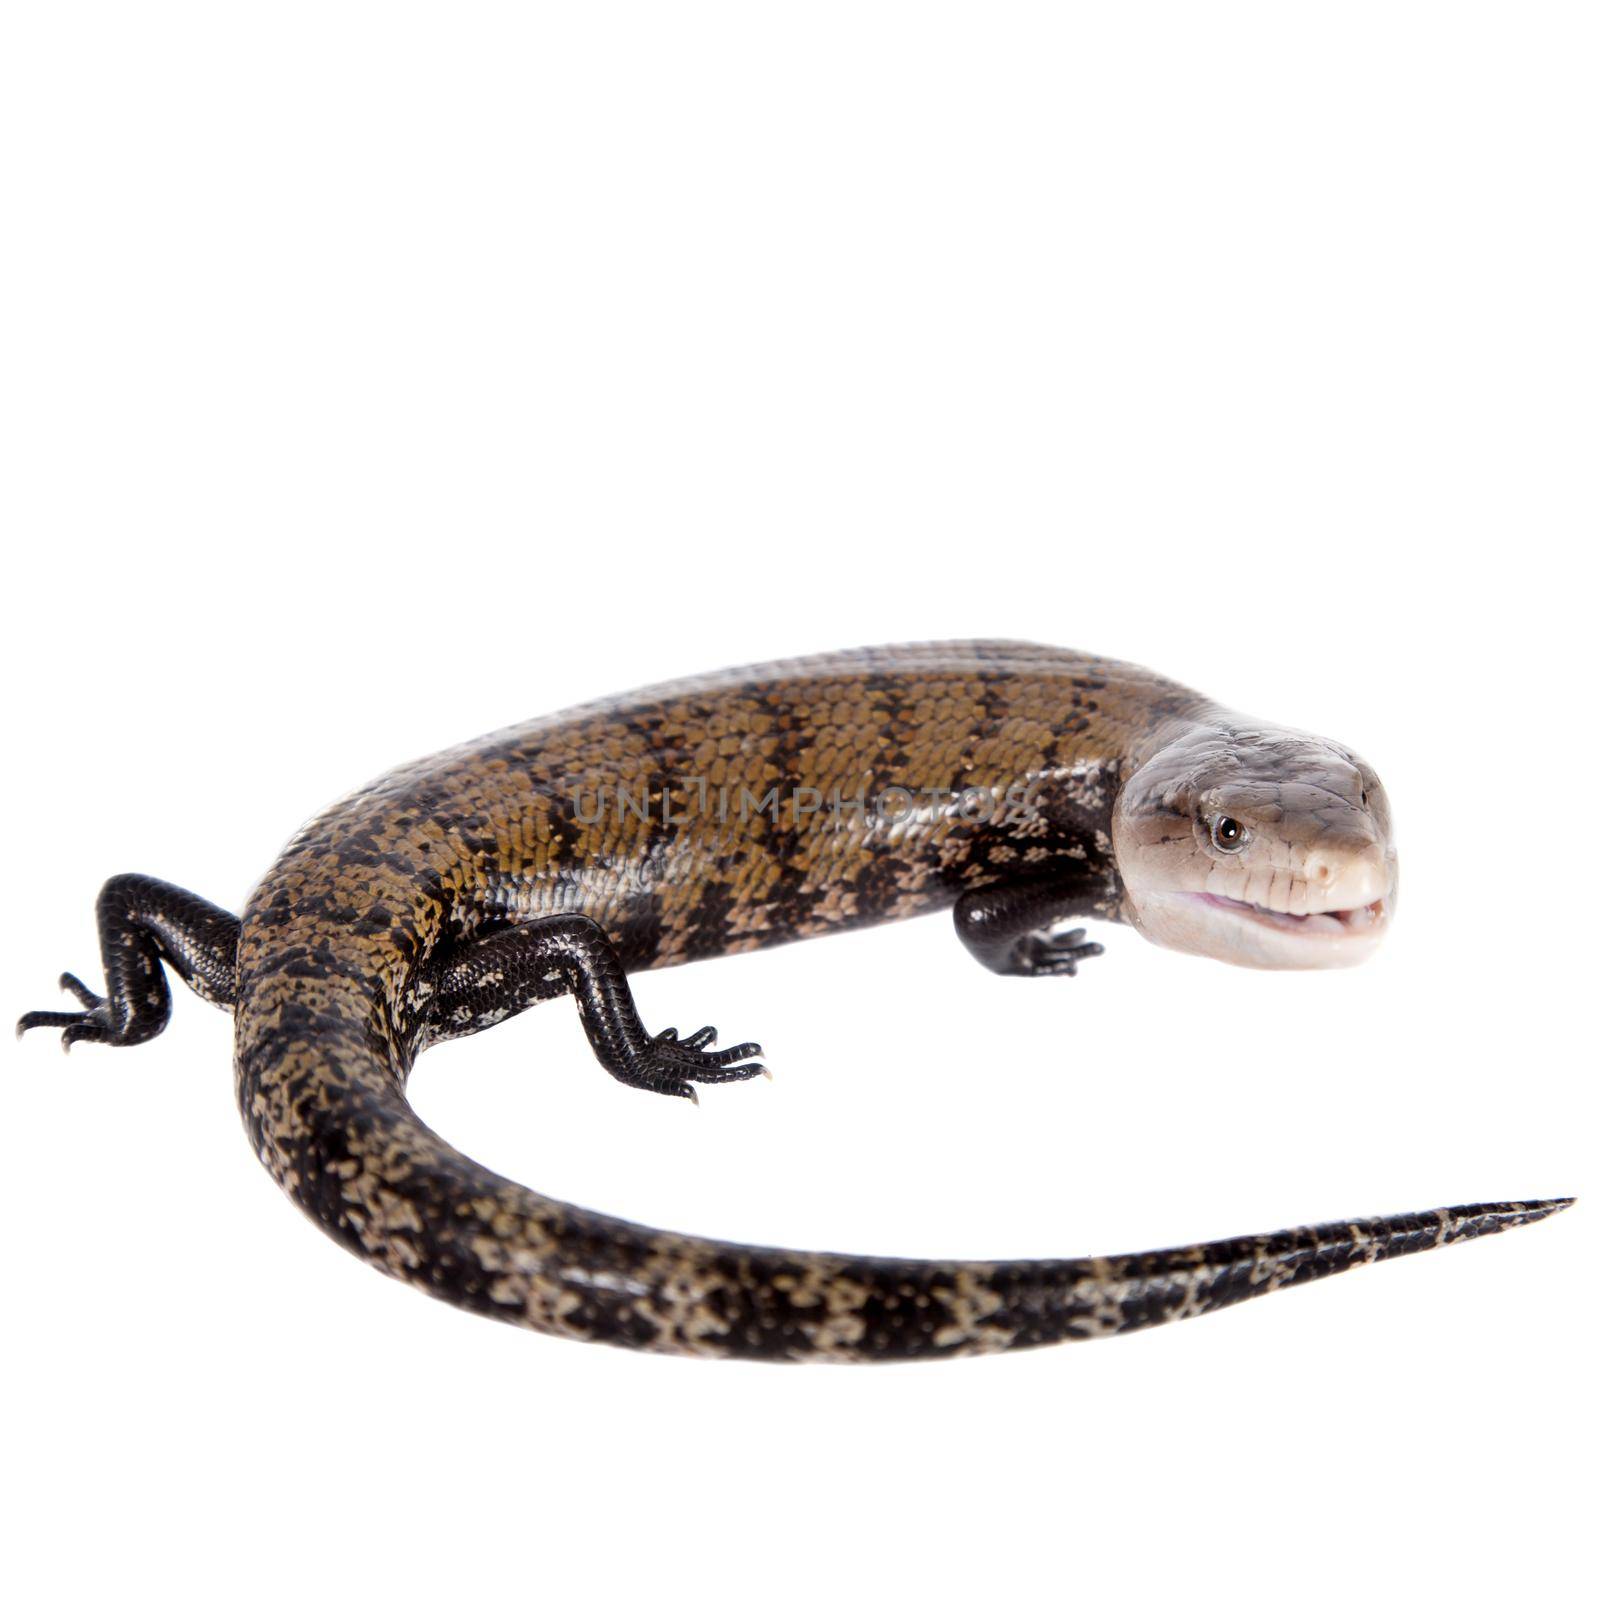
<box><xmin>59</xmin><ymin>971</ymin><xmax>104</xmax><ymax>1008</ymax></box>
<box><xmin>17</xmin><ymin>1008</ymin><xmax>90</xmax><ymax>1039</ymax></box>
<box><xmin>680</xmin><ymin>1053</ymin><xmax>767</xmax><ymax>1085</ymax></box>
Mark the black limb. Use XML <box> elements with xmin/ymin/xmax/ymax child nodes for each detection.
<box><xmin>17</xmin><ymin>874</ymin><xmax>241</xmax><ymax>1049</ymax></box>
<box><xmin>953</xmin><ymin>874</ymin><xmax>1108</xmax><ymax>977</ymax></box>
<box><xmin>429</xmin><ymin>914</ymin><xmax>765</xmax><ymax>1102</ymax></box>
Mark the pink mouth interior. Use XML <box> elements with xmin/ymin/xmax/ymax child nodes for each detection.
<box><xmin>1193</xmin><ymin>892</ymin><xmax>1386</xmax><ymax>936</ymax></box>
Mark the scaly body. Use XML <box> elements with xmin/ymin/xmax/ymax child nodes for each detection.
<box><xmin>18</xmin><ymin>642</ymin><xmax>1568</xmax><ymax>1359</ymax></box>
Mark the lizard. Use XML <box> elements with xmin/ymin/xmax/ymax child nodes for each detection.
<box><xmin>16</xmin><ymin>641</ymin><xmax>1569</xmax><ymax>1360</ymax></box>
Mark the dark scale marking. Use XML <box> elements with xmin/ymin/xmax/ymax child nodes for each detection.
<box><xmin>15</xmin><ymin>642</ymin><xmax>1572</xmax><ymax>1360</ymax></box>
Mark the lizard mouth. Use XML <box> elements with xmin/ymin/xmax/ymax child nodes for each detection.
<box><xmin>1189</xmin><ymin>892</ymin><xmax>1388</xmax><ymax>937</ymax></box>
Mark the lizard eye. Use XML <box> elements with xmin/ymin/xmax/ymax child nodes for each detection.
<box><xmin>1210</xmin><ymin>814</ymin><xmax>1248</xmax><ymax>853</ymax></box>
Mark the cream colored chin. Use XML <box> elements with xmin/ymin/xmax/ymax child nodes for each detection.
<box><xmin>1128</xmin><ymin>890</ymin><xmax>1387</xmax><ymax>970</ymax></box>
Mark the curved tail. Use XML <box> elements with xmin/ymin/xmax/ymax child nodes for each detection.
<box><xmin>237</xmin><ymin>994</ymin><xmax>1570</xmax><ymax>1361</ymax></box>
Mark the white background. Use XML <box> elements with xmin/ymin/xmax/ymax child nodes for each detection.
<box><xmin>2</xmin><ymin>5</ymin><xmax>1595</xmax><ymax>1596</ymax></box>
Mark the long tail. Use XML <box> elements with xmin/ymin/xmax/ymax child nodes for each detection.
<box><xmin>236</xmin><ymin>985</ymin><xmax>1570</xmax><ymax>1361</ymax></box>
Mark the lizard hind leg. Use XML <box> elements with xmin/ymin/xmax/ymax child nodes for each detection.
<box><xmin>427</xmin><ymin>913</ymin><xmax>766</xmax><ymax>1102</ymax></box>
<box><xmin>16</xmin><ymin>874</ymin><xmax>240</xmax><ymax>1049</ymax></box>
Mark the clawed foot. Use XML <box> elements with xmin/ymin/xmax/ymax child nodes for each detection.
<box><xmin>16</xmin><ymin>972</ymin><xmax>115</xmax><ymax>1050</ymax></box>
<box><xmin>627</xmin><ymin>1024</ymin><xmax>768</xmax><ymax>1103</ymax></box>
<box><xmin>1012</xmin><ymin>927</ymin><xmax>1104</xmax><ymax>977</ymax></box>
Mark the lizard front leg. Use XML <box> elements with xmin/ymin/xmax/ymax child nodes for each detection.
<box><xmin>953</xmin><ymin>870</ymin><xmax>1110</xmax><ymax>977</ymax></box>
<box><xmin>427</xmin><ymin>914</ymin><xmax>765</xmax><ymax>1102</ymax></box>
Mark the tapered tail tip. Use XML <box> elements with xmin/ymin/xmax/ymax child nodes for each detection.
<box><xmin>1458</xmin><ymin>1197</ymin><xmax>1575</xmax><ymax>1234</ymax></box>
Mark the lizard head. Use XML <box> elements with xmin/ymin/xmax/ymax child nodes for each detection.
<box><xmin>1110</xmin><ymin>718</ymin><xmax>1396</xmax><ymax>970</ymax></box>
